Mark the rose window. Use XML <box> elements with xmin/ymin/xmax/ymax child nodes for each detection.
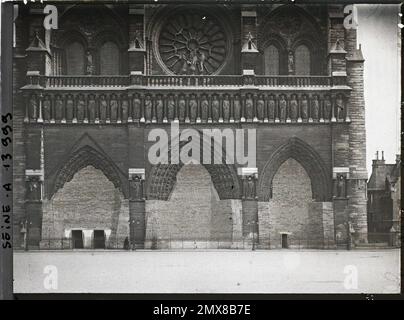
<box><xmin>156</xmin><ymin>10</ymin><xmax>229</xmax><ymax>75</ymax></box>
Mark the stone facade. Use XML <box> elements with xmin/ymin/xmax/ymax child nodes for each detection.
<box><xmin>13</xmin><ymin>3</ymin><xmax>368</xmax><ymax>249</ymax></box>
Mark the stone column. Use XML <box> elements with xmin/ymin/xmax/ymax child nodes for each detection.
<box><xmin>128</xmin><ymin>168</ymin><xmax>146</xmax><ymax>249</ymax></box>
<box><xmin>25</xmin><ymin>170</ymin><xmax>43</xmax><ymax>249</ymax></box>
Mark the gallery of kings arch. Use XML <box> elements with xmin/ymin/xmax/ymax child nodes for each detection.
<box><xmin>13</xmin><ymin>2</ymin><xmax>368</xmax><ymax>250</ymax></box>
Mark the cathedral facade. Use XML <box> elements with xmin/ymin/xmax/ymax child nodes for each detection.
<box><xmin>13</xmin><ymin>2</ymin><xmax>368</xmax><ymax>249</ymax></box>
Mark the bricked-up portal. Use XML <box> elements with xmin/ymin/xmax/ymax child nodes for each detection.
<box><xmin>41</xmin><ymin>166</ymin><xmax>129</xmax><ymax>249</ymax></box>
<box><xmin>145</xmin><ymin>164</ymin><xmax>237</xmax><ymax>249</ymax></box>
<box><xmin>267</xmin><ymin>159</ymin><xmax>315</xmax><ymax>247</ymax></box>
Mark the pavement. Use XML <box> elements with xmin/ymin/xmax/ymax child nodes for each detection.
<box><xmin>13</xmin><ymin>249</ymin><xmax>400</xmax><ymax>293</ymax></box>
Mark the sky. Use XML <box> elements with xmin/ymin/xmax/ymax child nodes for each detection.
<box><xmin>356</xmin><ymin>4</ymin><xmax>401</xmax><ymax>175</ymax></box>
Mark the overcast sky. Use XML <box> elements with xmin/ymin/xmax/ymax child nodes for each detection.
<box><xmin>356</xmin><ymin>4</ymin><xmax>401</xmax><ymax>175</ymax></box>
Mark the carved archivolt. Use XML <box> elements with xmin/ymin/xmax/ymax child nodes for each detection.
<box><xmin>258</xmin><ymin>137</ymin><xmax>331</xmax><ymax>202</ymax></box>
<box><xmin>153</xmin><ymin>7</ymin><xmax>231</xmax><ymax>75</ymax></box>
<box><xmin>51</xmin><ymin>146</ymin><xmax>123</xmax><ymax>199</ymax></box>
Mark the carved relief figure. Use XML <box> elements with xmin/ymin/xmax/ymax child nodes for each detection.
<box><xmin>189</xmin><ymin>94</ymin><xmax>198</xmax><ymax>122</ymax></box>
<box><xmin>99</xmin><ymin>95</ymin><xmax>108</xmax><ymax>121</ymax></box>
<box><xmin>301</xmin><ymin>94</ymin><xmax>309</xmax><ymax>120</ymax></box>
<box><xmin>222</xmin><ymin>94</ymin><xmax>230</xmax><ymax>122</ymax></box>
<box><xmin>211</xmin><ymin>95</ymin><xmax>220</xmax><ymax>122</ymax></box>
<box><xmin>289</xmin><ymin>94</ymin><xmax>298</xmax><ymax>120</ymax></box>
<box><xmin>245</xmin><ymin>94</ymin><xmax>253</xmax><ymax>120</ymax></box>
<box><xmin>311</xmin><ymin>95</ymin><xmax>319</xmax><ymax>120</ymax></box>
<box><xmin>200</xmin><ymin>96</ymin><xmax>209</xmax><ymax>122</ymax></box>
<box><xmin>256</xmin><ymin>95</ymin><xmax>265</xmax><ymax>121</ymax></box>
<box><xmin>110</xmin><ymin>95</ymin><xmax>119</xmax><ymax>122</ymax></box>
<box><xmin>279</xmin><ymin>95</ymin><xmax>287</xmax><ymax>121</ymax></box>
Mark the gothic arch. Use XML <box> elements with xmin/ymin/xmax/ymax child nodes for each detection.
<box><xmin>50</xmin><ymin>145</ymin><xmax>125</xmax><ymax>200</ymax></box>
<box><xmin>258</xmin><ymin>138</ymin><xmax>331</xmax><ymax>202</ymax></box>
<box><xmin>146</xmin><ymin>132</ymin><xmax>241</xmax><ymax>200</ymax></box>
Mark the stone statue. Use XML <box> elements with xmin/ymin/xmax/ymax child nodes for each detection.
<box><xmin>189</xmin><ymin>95</ymin><xmax>198</xmax><ymax>122</ymax></box>
<box><xmin>268</xmin><ymin>97</ymin><xmax>275</xmax><ymax>120</ymax></box>
<box><xmin>65</xmin><ymin>95</ymin><xmax>74</xmax><ymax>121</ymax></box>
<box><xmin>156</xmin><ymin>96</ymin><xmax>163</xmax><ymax>123</ymax></box>
<box><xmin>42</xmin><ymin>96</ymin><xmax>51</xmax><ymax>121</ymax></box>
<box><xmin>200</xmin><ymin>96</ymin><xmax>209</xmax><ymax>121</ymax></box>
<box><xmin>212</xmin><ymin>95</ymin><xmax>220</xmax><ymax>122</ymax></box>
<box><xmin>222</xmin><ymin>95</ymin><xmax>230</xmax><ymax>122</ymax></box>
<box><xmin>27</xmin><ymin>177</ymin><xmax>41</xmax><ymax>201</ymax></box>
<box><xmin>279</xmin><ymin>95</ymin><xmax>287</xmax><ymax>121</ymax></box>
<box><xmin>301</xmin><ymin>95</ymin><xmax>308</xmax><ymax>120</ymax></box>
<box><xmin>336</xmin><ymin>95</ymin><xmax>344</xmax><ymax>120</ymax></box>
<box><xmin>256</xmin><ymin>96</ymin><xmax>265</xmax><ymax>121</ymax></box>
<box><xmin>54</xmin><ymin>96</ymin><xmax>63</xmax><ymax>121</ymax></box>
<box><xmin>144</xmin><ymin>95</ymin><xmax>152</xmax><ymax>122</ymax></box>
<box><xmin>178</xmin><ymin>96</ymin><xmax>186</xmax><ymax>122</ymax></box>
<box><xmin>130</xmin><ymin>175</ymin><xmax>143</xmax><ymax>201</ymax></box>
<box><xmin>167</xmin><ymin>96</ymin><xmax>175</xmax><ymax>121</ymax></box>
<box><xmin>86</xmin><ymin>51</ymin><xmax>95</xmax><ymax>75</ymax></box>
<box><xmin>289</xmin><ymin>94</ymin><xmax>298</xmax><ymax>120</ymax></box>
<box><xmin>110</xmin><ymin>96</ymin><xmax>119</xmax><ymax>122</ymax></box>
<box><xmin>245</xmin><ymin>94</ymin><xmax>253</xmax><ymax>120</ymax></box>
<box><xmin>233</xmin><ymin>96</ymin><xmax>241</xmax><ymax>121</ymax></box>
<box><xmin>244</xmin><ymin>175</ymin><xmax>256</xmax><ymax>199</ymax></box>
<box><xmin>337</xmin><ymin>174</ymin><xmax>346</xmax><ymax>198</ymax></box>
<box><xmin>76</xmin><ymin>95</ymin><xmax>86</xmax><ymax>121</ymax></box>
<box><xmin>324</xmin><ymin>96</ymin><xmax>332</xmax><ymax>120</ymax></box>
<box><xmin>121</xmin><ymin>98</ymin><xmax>129</xmax><ymax>122</ymax></box>
<box><xmin>88</xmin><ymin>95</ymin><xmax>96</xmax><ymax>122</ymax></box>
<box><xmin>133</xmin><ymin>95</ymin><xmax>141</xmax><ymax>120</ymax></box>
<box><xmin>99</xmin><ymin>95</ymin><xmax>108</xmax><ymax>121</ymax></box>
<box><xmin>311</xmin><ymin>95</ymin><xmax>319</xmax><ymax>120</ymax></box>
<box><xmin>29</xmin><ymin>95</ymin><xmax>37</xmax><ymax>120</ymax></box>
<box><xmin>288</xmin><ymin>51</ymin><xmax>294</xmax><ymax>74</ymax></box>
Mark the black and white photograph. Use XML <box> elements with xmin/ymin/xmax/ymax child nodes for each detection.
<box><xmin>0</xmin><ymin>0</ymin><xmax>402</xmax><ymax>300</ymax></box>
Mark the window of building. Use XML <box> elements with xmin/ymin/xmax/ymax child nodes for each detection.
<box><xmin>294</xmin><ymin>44</ymin><xmax>311</xmax><ymax>75</ymax></box>
<box><xmin>99</xmin><ymin>41</ymin><xmax>120</xmax><ymax>75</ymax></box>
<box><xmin>264</xmin><ymin>45</ymin><xmax>280</xmax><ymax>75</ymax></box>
<box><xmin>65</xmin><ymin>41</ymin><xmax>85</xmax><ymax>75</ymax></box>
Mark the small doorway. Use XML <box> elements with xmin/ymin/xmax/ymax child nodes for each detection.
<box><xmin>281</xmin><ymin>234</ymin><xmax>289</xmax><ymax>249</ymax></box>
<box><xmin>72</xmin><ymin>230</ymin><xmax>84</xmax><ymax>249</ymax></box>
<box><xmin>93</xmin><ymin>230</ymin><xmax>106</xmax><ymax>249</ymax></box>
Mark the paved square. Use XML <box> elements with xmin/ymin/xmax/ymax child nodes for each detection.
<box><xmin>13</xmin><ymin>249</ymin><xmax>400</xmax><ymax>293</ymax></box>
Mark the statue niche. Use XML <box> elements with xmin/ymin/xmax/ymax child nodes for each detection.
<box><xmin>243</xmin><ymin>175</ymin><xmax>257</xmax><ymax>200</ymax></box>
<box><xmin>129</xmin><ymin>175</ymin><xmax>144</xmax><ymax>201</ymax></box>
